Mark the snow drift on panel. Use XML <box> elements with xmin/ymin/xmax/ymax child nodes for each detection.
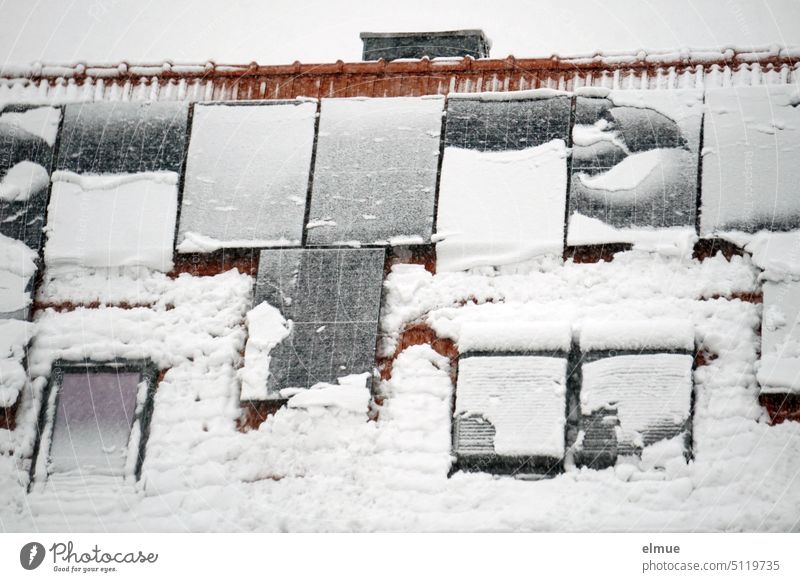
<box><xmin>435</xmin><ymin>141</ymin><xmax>567</xmax><ymax>271</ymax></box>
<box><xmin>44</xmin><ymin>171</ymin><xmax>179</xmax><ymax>271</ymax></box>
<box><xmin>0</xmin><ymin>319</ymin><xmax>33</xmax><ymax>407</ymax></box>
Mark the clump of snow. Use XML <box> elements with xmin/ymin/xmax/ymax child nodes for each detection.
<box><xmin>0</xmin><ymin>319</ymin><xmax>33</xmax><ymax>407</ymax></box>
<box><xmin>286</xmin><ymin>374</ymin><xmax>371</xmax><ymax>414</ymax></box>
<box><xmin>742</xmin><ymin>231</ymin><xmax>800</xmax><ymax>281</ymax></box>
<box><xmin>757</xmin><ymin>356</ymin><xmax>800</xmax><ymax>393</ymax></box>
<box><xmin>701</xmin><ymin>85</ymin><xmax>800</xmax><ymax>234</ymax></box>
<box><xmin>458</xmin><ymin>321</ymin><xmax>571</xmax><ymax>353</ymax></box>
<box><xmin>238</xmin><ymin>303</ymin><xmax>290</xmax><ymax>401</ymax></box>
<box><xmin>435</xmin><ymin>140</ymin><xmax>567</xmax><ymax>271</ymax></box>
<box><xmin>0</xmin><ymin>106</ymin><xmax>61</xmax><ymax>145</ymax></box>
<box><xmin>0</xmin><ymin>161</ymin><xmax>50</xmax><ymax>202</ymax></box>
<box><xmin>0</xmin><ymin>232</ymin><xmax>38</xmax><ymax>316</ymax></box>
<box><xmin>177</xmin><ymin>101</ymin><xmax>316</xmax><ymax>251</ymax></box>
<box><xmin>455</xmin><ymin>355</ymin><xmax>567</xmax><ymax>457</ymax></box>
<box><xmin>579</xmin><ymin>319</ymin><xmax>695</xmax><ymax>351</ymax></box>
<box><xmin>44</xmin><ymin>171</ymin><xmax>179</xmax><ymax>271</ymax></box>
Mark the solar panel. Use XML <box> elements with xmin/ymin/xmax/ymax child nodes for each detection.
<box><xmin>177</xmin><ymin>101</ymin><xmax>316</xmax><ymax>252</ymax></box>
<box><xmin>306</xmin><ymin>97</ymin><xmax>443</xmax><ymax>246</ymax></box>
<box><xmin>0</xmin><ymin>105</ymin><xmax>61</xmax><ymax>252</ymax></box>
<box><xmin>567</xmin><ymin>90</ymin><xmax>702</xmax><ymax>245</ymax></box>
<box><xmin>444</xmin><ymin>94</ymin><xmax>571</xmax><ymax>151</ymax></box>
<box><xmin>437</xmin><ymin>94</ymin><xmax>570</xmax><ymax>271</ymax></box>
<box><xmin>576</xmin><ymin>352</ymin><xmax>693</xmax><ymax>467</ymax></box>
<box><xmin>56</xmin><ymin>101</ymin><xmax>189</xmax><ymax>174</ymax></box>
<box><xmin>453</xmin><ymin>354</ymin><xmax>568</xmax><ymax>475</ymax></box>
<box><xmin>254</xmin><ymin>248</ymin><xmax>385</xmax><ymax>395</ymax></box>
<box><xmin>701</xmin><ymin>85</ymin><xmax>800</xmax><ymax>234</ymax></box>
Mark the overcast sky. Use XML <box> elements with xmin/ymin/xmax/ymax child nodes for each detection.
<box><xmin>1</xmin><ymin>0</ymin><xmax>798</xmax><ymax>66</ymax></box>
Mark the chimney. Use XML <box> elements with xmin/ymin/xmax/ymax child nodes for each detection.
<box><xmin>359</xmin><ymin>30</ymin><xmax>491</xmax><ymax>61</ymax></box>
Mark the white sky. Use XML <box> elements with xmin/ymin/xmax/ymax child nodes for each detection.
<box><xmin>0</xmin><ymin>0</ymin><xmax>798</xmax><ymax>66</ymax></box>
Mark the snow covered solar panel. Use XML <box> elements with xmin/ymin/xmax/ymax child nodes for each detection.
<box><xmin>49</xmin><ymin>371</ymin><xmax>140</xmax><ymax>477</ymax></box>
<box><xmin>177</xmin><ymin>101</ymin><xmax>316</xmax><ymax>252</ymax></box>
<box><xmin>254</xmin><ymin>248</ymin><xmax>385</xmax><ymax>396</ymax></box>
<box><xmin>306</xmin><ymin>97</ymin><xmax>443</xmax><ymax>246</ymax></box>
<box><xmin>577</xmin><ymin>352</ymin><xmax>694</xmax><ymax>468</ymax></box>
<box><xmin>567</xmin><ymin>90</ymin><xmax>702</xmax><ymax>250</ymax></box>
<box><xmin>758</xmin><ymin>280</ymin><xmax>800</xmax><ymax>395</ymax></box>
<box><xmin>444</xmin><ymin>92</ymin><xmax>571</xmax><ymax>152</ymax></box>
<box><xmin>0</xmin><ymin>105</ymin><xmax>61</xmax><ymax>252</ymax></box>
<box><xmin>701</xmin><ymin>85</ymin><xmax>800</xmax><ymax>234</ymax></box>
<box><xmin>56</xmin><ymin>102</ymin><xmax>189</xmax><ymax>174</ymax></box>
<box><xmin>453</xmin><ymin>354</ymin><xmax>568</xmax><ymax>475</ymax></box>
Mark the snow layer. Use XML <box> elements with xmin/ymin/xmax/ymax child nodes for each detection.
<box><xmin>238</xmin><ymin>303</ymin><xmax>290</xmax><ymax>401</ymax></box>
<box><xmin>459</xmin><ymin>321</ymin><xmax>572</xmax><ymax>353</ymax></box>
<box><xmin>579</xmin><ymin>319</ymin><xmax>695</xmax><ymax>351</ymax></box>
<box><xmin>581</xmin><ymin>353</ymin><xmax>694</xmax><ymax>446</ymax></box>
<box><xmin>435</xmin><ymin>141</ymin><xmax>567</xmax><ymax>271</ymax></box>
<box><xmin>455</xmin><ymin>355</ymin><xmax>567</xmax><ymax>457</ymax></box>
<box><xmin>44</xmin><ymin>171</ymin><xmax>178</xmax><ymax>271</ymax></box>
<box><xmin>0</xmin><ymin>106</ymin><xmax>60</xmax><ymax>145</ymax></box>
<box><xmin>701</xmin><ymin>85</ymin><xmax>800</xmax><ymax>234</ymax></box>
<box><xmin>307</xmin><ymin>96</ymin><xmax>443</xmax><ymax>246</ymax></box>
<box><xmin>758</xmin><ymin>280</ymin><xmax>800</xmax><ymax>394</ymax></box>
<box><xmin>0</xmin><ymin>319</ymin><xmax>33</xmax><ymax>406</ymax></box>
<box><xmin>567</xmin><ymin>213</ymin><xmax>698</xmax><ymax>256</ymax></box>
<box><xmin>742</xmin><ymin>231</ymin><xmax>800</xmax><ymax>281</ymax></box>
<box><xmin>177</xmin><ymin>101</ymin><xmax>316</xmax><ymax>251</ymax></box>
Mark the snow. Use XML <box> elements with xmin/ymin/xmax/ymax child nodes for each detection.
<box><xmin>0</xmin><ymin>106</ymin><xmax>61</xmax><ymax>145</ymax></box>
<box><xmin>286</xmin><ymin>376</ymin><xmax>371</xmax><ymax>414</ymax></box>
<box><xmin>458</xmin><ymin>321</ymin><xmax>572</xmax><ymax>353</ymax></box>
<box><xmin>455</xmin><ymin>355</ymin><xmax>567</xmax><ymax>457</ymax></box>
<box><xmin>177</xmin><ymin>101</ymin><xmax>316</xmax><ymax>252</ymax></box>
<box><xmin>579</xmin><ymin>319</ymin><xmax>695</xmax><ymax>352</ymax></box>
<box><xmin>0</xmin><ymin>232</ymin><xmax>38</xmax><ymax>317</ymax></box>
<box><xmin>0</xmin><ymin>162</ymin><xmax>50</xmax><ymax>202</ymax></box>
<box><xmin>701</xmin><ymin>85</ymin><xmax>800</xmax><ymax>234</ymax></box>
<box><xmin>307</xmin><ymin>96</ymin><xmax>443</xmax><ymax>246</ymax></box>
<box><xmin>758</xmin><ymin>280</ymin><xmax>800</xmax><ymax>394</ymax></box>
<box><xmin>435</xmin><ymin>141</ymin><xmax>567</xmax><ymax>271</ymax></box>
<box><xmin>44</xmin><ymin>171</ymin><xmax>179</xmax><ymax>271</ymax></box>
<box><xmin>567</xmin><ymin>214</ymin><xmax>698</xmax><ymax>256</ymax></box>
<box><xmin>238</xmin><ymin>303</ymin><xmax>290</xmax><ymax>401</ymax></box>
<box><xmin>742</xmin><ymin>231</ymin><xmax>800</xmax><ymax>281</ymax></box>
<box><xmin>757</xmin><ymin>356</ymin><xmax>800</xmax><ymax>393</ymax></box>
<box><xmin>0</xmin><ymin>319</ymin><xmax>33</xmax><ymax>407</ymax></box>
<box><xmin>577</xmin><ymin>149</ymin><xmax>666</xmax><ymax>192</ymax></box>
<box><xmin>580</xmin><ymin>353</ymin><xmax>694</xmax><ymax>448</ymax></box>
<box><xmin>0</xmin><ymin>244</ymin><xmax>797</xmax><ymax>532</ymax></box>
